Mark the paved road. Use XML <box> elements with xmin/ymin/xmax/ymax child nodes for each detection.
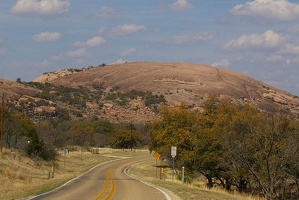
<box><xmin>28</xmin><ymin>155</ymin><xmax>181</xmax><ymax>200</ymax></box>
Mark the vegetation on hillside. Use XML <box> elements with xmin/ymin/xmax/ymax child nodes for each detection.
<box><xmin>2</xmin><ymin>77</ymin><xmax>299</xmax><ymax>200</ymax></box>
<box><xmin>11</xmin><ymin>82</ymin><xmax>166</xmax><ymax>120</ymax></box>
<box><xmin>149</xmin><ymin>97</ymin><xmax>299</xmax><ymax>200</ymax></box>
<box><xmin>1</xmin><ymin>104</ymin><xmax>149</xmax><ymax>161</ymax></box>
<box><xmin>1</xmin><ymin>80</ymin><xmax>165</xmax><ymax>160</ymax></box>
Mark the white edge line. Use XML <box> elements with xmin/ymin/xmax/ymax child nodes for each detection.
<box><xmin>123</xmin><ymin>165</ymin><xmax>172</xmax><ymax>200</ymax></box>
<box><xmin>26</xmin><ymin>158</ymin><xmax>126</xmax><ymax>200</ymax></box>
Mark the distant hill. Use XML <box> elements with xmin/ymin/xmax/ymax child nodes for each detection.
<box><xmin>1</xmin><ymin>62</ymin><xmax>299</xmax><ymax>123</ymax></box>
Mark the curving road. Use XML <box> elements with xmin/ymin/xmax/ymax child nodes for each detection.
<box><xmin>28</xmin><ymin>155</ymin><xmax>181</xmax><ymax>200</ymax></box>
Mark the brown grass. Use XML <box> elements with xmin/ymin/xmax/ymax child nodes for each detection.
<box><xmin>0</xmin><ymin>148</ymin><xmax>265</xmax><ymax>200</ymax></box>
<box><xmin>129</xmin><ymin>160</ymin><xmax>265</xmax><ymax>200</ymax></box>
<box><xmin>0</xmin><ymin>148</ymin><xmax>145</xmax><ymax>200</ymax></box>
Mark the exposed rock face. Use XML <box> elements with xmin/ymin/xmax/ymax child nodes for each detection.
<box><xmin>36</xmin><ymin>62</ymin><xmax>299</xmax><ymax>117</ymax></box>
<box><xmin>2</xmin><ymin>62</ymin><xmax>299</xmax><ymax>123</ymax></box>
<box><xmin>0</xmin><ymin>78</ymin><xmax>39</xmax><ymax>98</ymax></box>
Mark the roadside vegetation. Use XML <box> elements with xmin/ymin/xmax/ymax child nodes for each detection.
<box><xmin>149</xmin><ymin>96</ymin><xmax>299</xmax><ymax>199</ymax></box>
<box><xmin>1</xmin><ymin>110</ymin><xmax>148</xmax><ymax>161</ymax></box>
<box><xmin>1</xmin><ymin>95</ymin><xmax>299</xmax><ymax>199</ymax></box>
<box><xmin>0</xmin><ymin>147</ymin><xmax>144</xmax><ymax>200</ymax></box>
<box><xmin>129</xmin><ymin>159</ymin><xmax>264</xmax><ymax>200</ymax></box>
<box><xmin>0</xmin><ymin>147</ymin><xmax>258</xmax><ymax>200</ymax></box>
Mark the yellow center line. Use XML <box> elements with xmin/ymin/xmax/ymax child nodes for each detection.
<box><xmin>95</xmin><ymin>169</ymin><xmax>115</xmax><ymax>200</ymax></box>
<box><xmin>105</xmin><ymin>176</ymin><xmax>115</xmax><ymax>200</ymax></box>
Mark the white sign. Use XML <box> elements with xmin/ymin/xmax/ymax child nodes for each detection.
<box><xmin>171</xmin><ymin>146</ymin><xmax>177</xmax><ymax>157</ymax></box>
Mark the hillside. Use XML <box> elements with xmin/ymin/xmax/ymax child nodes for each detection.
<box><xmin>0</xmin><ymin>78</ymin><xmax>39</xmax><ymax>97</ymax></box>
<box><xmin>35</xmin><ymin>62</ymin><xmax>299</xmax><ymax>114</ymax></box>
<box><xmin>1</xmin><ymin>62</ymin><xmax>299</xmax><ymax>123</ymax></box>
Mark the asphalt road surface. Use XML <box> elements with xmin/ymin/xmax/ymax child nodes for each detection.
<box><xmin>28</xmin><ymin>155</ymin><xmax>181</xmax><ymax>200</ymax></box>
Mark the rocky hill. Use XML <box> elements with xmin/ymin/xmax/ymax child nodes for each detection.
<box><xmin>1</xmin><ymin>62</ymin><xmax>299</xmax><ymax>123</ymax></box>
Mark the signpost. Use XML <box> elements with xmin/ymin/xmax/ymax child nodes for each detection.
<box><xmin>182</xmin><ymin>167</ymin><xmax>185</xmax><ymax>185</ymax></box>
<box><xmin>153</xmin><ymin>152</ymin><xmax>160</xmax><ymax>178</ymax></box>
<box><xmin>63</xmin><ymin>148</ymin><xmax>68</xmax><ymax>168</ymax></box>
<box><xmin>171</xmin><ymin>146</ymin><xmax>177</xmax><ymax>182</ymax></box>
<box><xmin>171</xmin><ymin>146</ymin><xmax>177</xmax><ymax>157</ymax></box>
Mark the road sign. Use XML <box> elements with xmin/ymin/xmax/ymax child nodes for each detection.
<box><xmin>153</xmin><ymin>152</ymin><xmax>160</xmax><ymax>159</ymax></box>
<box><xmin>153</xmin><ymin>152</ymin><xmax>161</xmax><ymax>178</ymax></box>
<box><xmin>171</xmin><ymin>146</ymin><xmax>177</xmax><ymax>157</ymax></box>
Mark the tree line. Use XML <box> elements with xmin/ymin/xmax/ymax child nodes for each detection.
<box><xmin>1</xmin><ymin>109</ymin><xmax>146</xmax><ymax>160</ymax></box>
<box><xmin>3</xmin><ymin>92</ymin><xmax>299</xmax><ymax>199</ymax></box>
<box><xmin>149</xmin><ymin>96</ymin><xmax>299</xmax><ymax>200</ymax></box>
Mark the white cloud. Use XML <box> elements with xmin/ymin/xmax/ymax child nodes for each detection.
<box><xmin>51</xmin><ymin>54</ymin><xmax>63</xmax><ymax>61</ymax></box>
<box><xmin>230</xmin><ymin>0</ymin><xmax>299</xmax><ymax>21</ymax></box>
<box><xmin>96</xmin><ymin>27</ymin><xmax>106</xmax><ymax>35</ymax></box>
<box><xmin>34</xmin><ymin>59</ymin><xmax>51</xmax><ymax>67</ymax></box>
<box><xmin>167</xmin><ymin>0</ymin><xmax>193</xmax><ymax>11</ymax></box>
<box><xmin>66</xmin><ymin>48</ymin><xmax>87</xmax><ymax>57</ymax></box>
<box><xmin>95</xmin><ymin>6</ymin><xmax>118</xmax><ymax>18</ymax></box>
<box><xmin>33</xmin><ymin>32</ymin><xmax>61</xmax><ymax>42</ymax></box>
<box><xmin>265</xmin><ymin>54</ymin><xmax>282</xmax><ymax>62</ymax></box>
<box><xmin>73</xmin><ymin>59</ymin><xmax>84</xmax><ymax>65</ymax></box>
<box><xmin>111</xmin><ymin>24</ymin><xmax>147</xmax><ymax>36</ymax></box>
<box><xmin>211</xmin><ymin>59</ymin><xmax>231</xmax><ymax>67</ymax></box>
<box><xmin>120</xmin><ymin>48</ymin><xmax>136</xmax><ymax>57</ymax></box>
<box><xmin>169</xmin><ymin>32</ymin><xmax>213</xmax><ymax>44</ymax></box>
<box><xmin>277</xmin><ymin>43</ymin><xmax>299</xmax><ymax>54</ymax></box>
<box><xmin>10</xmin><ymin>0</ymin><xmax>70</xmax><ymax>17</ymax></box>
<box><xmin>112</xmin><ymin>58</ymin><xmax>126</xmax><ymax>64</ymax></box>
<box><xmin>73</xmin><ymin>36</ymin><xmax>106</xmax><ymax>47</ymax></box>
<box><xmin>154</xmin><ymin>28</ymin><xmax>160</xmax><ymax>33</ymax></box>
<box><xmin>286</xmin><ymin>56</ymin><xmax>299</xmax><ymax>65</ymax></box>
<box><xmin>223</xmin><ymin>30</ymin><xmax>288</xmax><ymax>50</ymax></box>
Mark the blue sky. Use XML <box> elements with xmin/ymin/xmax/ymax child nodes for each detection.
<box><xmin>1</xmin><ymin>0</ymin><xmax>299</xmax><ymax>96</ymax></box>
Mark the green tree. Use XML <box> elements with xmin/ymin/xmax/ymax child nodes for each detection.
<box><xmin>69</xmin><ymin>121</ymin><xmax>94</xmax><ymax>147</ymax></box>
<box><xmin>110</xmin><ymin>129</ymin><xmax>143</xmax><ymax>150</ymax></box>
<box><xmin>149</xmin><ymin>103</ymin><xmax>196</xmax><ymax>180</ymax></box>
<box><xmin>92</xmin><ymin>119</ymin><xmax>114</xmax><ymax>147</ymax></box>
<box><xmin>227</xmin><ymin>109</ymin><xmax>299</xmax><ymax>199</ymax></box>
<box><xmin>148</xmin><ymin>96</ymin><xmax>299</xmax><ymax>198</ymax></box>
<box><xmin>17</xmin><ymin>116</ymin><xmax>48</xmax><ymax>159</ymax></box>
<box><xmin>3</xmin><ymin>113</ymin><xmax>22</xmax><ymax>149</ymax></box>
<box><xmin>191</xmin><ymin>97</ymin><xmax>237</xmax><ymax>189</ymax></box>
<box><xmin>52</xmin><ymin>121</ymin><xmax>72</xmax><ymax>147</ymax></box>
<box><xmin>93</xmin><ymin>119</ymin><xmax>114</xmax><ymax>134</ymax></box>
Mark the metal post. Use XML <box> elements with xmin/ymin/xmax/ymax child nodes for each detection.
<box><xmin>172</xmin><ymin>157</ymin><xmax>174</xmax><ymax>182</ymax></box>
<box><xmin>155</xmin><ymin>158</ymin><xmax>158</xmax><ymax>178</ymax></box>
<box><xmin>51</xmin><ymin>164</ymin><xmax>55</xmax><ymax>178</ymax></box>
<box><xmin>63</xmin><ymin>149</ymin><xmax>66</xmax><ymax>168</ymax></box>
<box><xmin>182</xmin><ymin>167</ymin><xmax>185</xmax><ymax>185</ymax></box>
<box><xmin>160</xmin><ymin>159</ymin><xmax>162</xmax><ymax>179</ymax></box>
<box><xmin>171</xmin><ymin>146</ymin><xmax>177</xmax><ymax>182</ymax></box>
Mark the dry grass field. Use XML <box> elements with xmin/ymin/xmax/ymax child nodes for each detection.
<box><xmin>129</xmin><ymin>160</ymin><xmax>265</xmax><ymax>200</ymax></box>
<box><xmin>0</xmin><ymin>148</ymin><xmax>264</xmax><ymax>200</ymax></box>
<box><xmin>0</xmin><ymin>148</ymin><xmax>143</xmax><ymax>200</ymax></box>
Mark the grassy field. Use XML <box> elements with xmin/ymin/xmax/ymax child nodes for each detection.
<box><xmin>0</xmin><ymin>148</ymin><xmax>140</xmax><ymax>200</ymax></box>
<box><xmin>129</xmin><ymin>160</ymin><xmax>264</xmax><ymax>200</ymax></box>
<box><xmin>0</xmin><ymin>148</ymin><xmax>263</xmax><ymax>200</ymax></box>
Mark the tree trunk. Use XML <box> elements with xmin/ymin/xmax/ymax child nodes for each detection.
<box><xmin>225</xmin><ymin>179</ymin><xmax>231</xmax><ymax>191</ymax></box>
<box><xmin>206</xmin><ymin>175</ymin><xmax>213</xmax><ymax>189</ymax></box>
